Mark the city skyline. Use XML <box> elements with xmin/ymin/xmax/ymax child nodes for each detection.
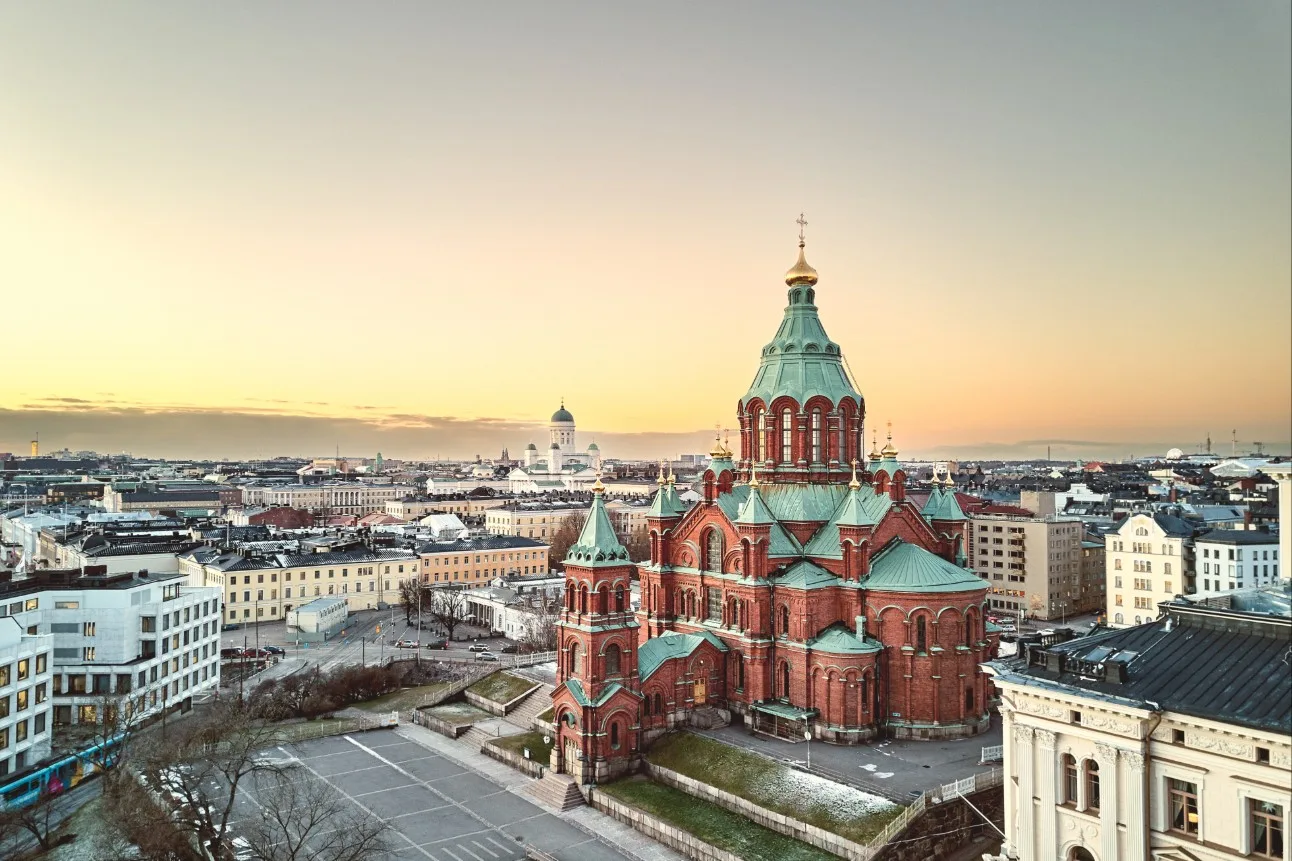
<box><xmin>3</xmin><ymin>3</ymin><xmax>1289</xmax><ymax>461</ymax></box>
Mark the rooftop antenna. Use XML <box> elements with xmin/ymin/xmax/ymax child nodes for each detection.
<box><xmin>1232</xmin><ymin>429</ymin><xmax>1238</xmax><ymax>457</ymax></box>
<box><xmin>1253</xmin><ymin>441</ymin><xmax>1265</xmax><ymax>456</ymax></box>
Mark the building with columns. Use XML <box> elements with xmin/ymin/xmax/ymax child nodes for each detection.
<box><xmin>508</xmin><ymin>403</ymin><xmax>604</xmax><ymax>493</ymax></box>
<box><xmin>987</xmin><ymin>589</ymin><xmax>1290</xmax><ymax>861</ymax></box>
<box><xmin>549</xmin><ymin>233</ymin><xmax>1003</xmax><ymax>786</ymax></box>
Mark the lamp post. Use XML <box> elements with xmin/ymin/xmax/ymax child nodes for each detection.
<box><xmin>803</xmin><ymin>730</ymin><xmax>812</xmax><ymax>770</ymax></box>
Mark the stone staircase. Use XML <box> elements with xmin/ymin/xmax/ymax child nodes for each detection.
<box><xmin>460</xmin><ymin>724</ymin><xmax>498</xmax><ymax>750</ymax></box>
<box><xmin>505</xmin><ymin>683</ymin><xmax>555</xmax><ymax>731</ymax></box>
<box><xmin>526</xmin><ymin>771</ymin><xmax>584</xmax><ymax>812</ymax></box>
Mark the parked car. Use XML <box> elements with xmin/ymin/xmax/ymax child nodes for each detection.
<box><xmin>220</xmin><ymin>647</ymin><xmax>243</xmax><ymax>659</ymax></box>
<box><xmin>262</xmin><ymin>645</ymin><xmax>285</xmax><ymax>656</ymax></box>
<box><xmin>241</xmin><ymin>648</ymin><xmax>271</xmax><ymax>659</ymax></box>
<box><xmin>467</xmin><ymin>643</ymin><xmax>490</xmax><ymax>653</ymax></box>
<box><xmin>499</xmin><ymin>644</ymin><xmax>519</xmax><ymax>654</ymax></box>
<box><xmin>221</xmin><ymin>623</ymin><xmax>242</xmax><ymax>632</ymax></box>
<box><xmin>475</xmin><ymin>652</ymin><xmax>499</xmax><ymax>662</ymax></box>
<box><xmin>423</xmin><ymin>638</ymin><xmax>448</xmax><ymax>650</ymax></box>
<box><xmin>395</xmin><ymin>639</ymin><xmax>419</xmax><ymax>649</ymax></box>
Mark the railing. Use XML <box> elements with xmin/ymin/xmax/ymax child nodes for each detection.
<box><xmin>866</xmin><ymin>767</ymin><xmax>1004</xmax><ymax>851</ymax></box>
<box><xmin>504</xmin><ymin>650</ymin><xmax>557</xmax><ymax>669</ymax></box>
<box><xmin>980</xmin><ymin>744</ymin><xmax>1003</xmax><ymax>763</ymax></box>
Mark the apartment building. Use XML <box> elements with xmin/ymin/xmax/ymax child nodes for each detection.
<box><xmin>418</xmin><ymin>536</ymin><xmax>550</xmax><ymax>586</ymax></box>
<box><xmin>485</xmin><ymin>503</ymin><xmax>586</xmax><ymax>540</ymax></box>
<box><xmin>0</xmin><ymin>569</ymin><xmax>222</xmax><ymax>733</ymax></box>
<box><xmin>0</xmin><ymin>616</ymin><xmax>53</xmax><ymax>777</ymax></box>
<box><xmin>1195</xmin><ymin>530</ymin><xmax>1280</xmax><ymax>595</ymax></box>
<box><xmin>181</xmin><ymin>546</ymin><xmax>420</xmax><ymax>622</ymax></box>
<box><xmin>1104</xmin><ymin>511</ymin><xmax>1195</xmax><ymax>628</ymax></box>
<box><xmin>988</xmin><ymin>589</ymin><xmax>1290</xmax><ymax>861</ymax></box>
<box><xmin>968</xmin><ymin>514</ymin><xmax>1087</xmax><ymax>621</ymax></box>
<box><xmin>259</xmin><ymin>483</ymin><xmax>418</xmax><ymax>517</ymax></box>
<box><xmin>385</xmin><ymin>496</ymin><xmax>509</xmax><ymax>520</ymax></box>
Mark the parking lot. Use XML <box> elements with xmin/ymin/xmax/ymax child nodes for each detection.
<box><xmin>227</xmin><ymin>731</ymin><xmax>640</xmax><ymax>861</ymax></box>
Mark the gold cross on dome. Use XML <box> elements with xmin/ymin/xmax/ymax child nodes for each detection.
<box><xmin>796</xmin><ymin>212</ymin><xmax>808</xmax><ymax>243</ymax></box>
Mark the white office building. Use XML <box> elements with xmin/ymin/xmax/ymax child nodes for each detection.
<box><xmin>0</xmin><ymin>616</ymin><xmax>54</xmax><ymax>778</ymax></box>
<box><xmin>1195</xmin><ymin>530</ymin><xmax>1281</xmax><ymax>595</ymax></box>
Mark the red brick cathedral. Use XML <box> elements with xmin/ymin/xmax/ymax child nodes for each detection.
<box><xmin>551</xmin><ymin>233</ymin><xmax>998</xmax><ymax>784</ymax></box>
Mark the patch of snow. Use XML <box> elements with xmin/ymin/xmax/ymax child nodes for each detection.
<box><xmin>759</xmin><ymin>768</ymin><xmax>897</xmax><ymax>820</ymax></box>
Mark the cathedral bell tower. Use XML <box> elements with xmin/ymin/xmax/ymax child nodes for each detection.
<box><xmin>550</xmin><ymin>476</ymin><xmax>642</xmax><ymax>784</ymax></box>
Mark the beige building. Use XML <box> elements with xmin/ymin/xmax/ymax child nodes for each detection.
<box><xmin>968</xmin><ymin>514</ymin><xmax>1086</xmax><ymax>621</ymax></box>
<box><xmin>988</xmin><ymin>590</ymin><xmax>1291</xmax><ymax>861</ymax></box>
<box><xmin>485</xmin><ymin>504</ymin><xmax>587</xmax><ymax>540</ymax></box>
<box><xmin>417</xmin><ymin>536</ymin><xmax>549</xmax><ymax>586</ymax></box>
<box><xmin>259</xmin><ymin>483</ymin><xmax>418</xmax><ymax>517</ymax></box>
<box><xmin>384</xmin><ymin>496</ymin><xmax>509</xmax><ymax>520</ymax></box>
<box><xmin>1104</xmin><ymin>511</ymin><xmax>1194</xmax><ymax>628</ymax></box>
<box><xmin>1267</xmin><ymin>465</ymin><xmax>1292</xmax><ymax>582</ymax></box>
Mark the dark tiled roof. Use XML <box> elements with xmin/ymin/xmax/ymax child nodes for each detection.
<box><xmin>1001</xmin><ymin>603</ymin><xmax>1291</xmax><ymax>734</ymax></box>
<box><xmin>1194</xmin><ymin>529</ymin><xmax>1279</xmax><ymax>546</ymax></box>
<box><xmin>415</xmin><ymin>535</ymin><xmax>547</xmax><ymax>554</ymax></box>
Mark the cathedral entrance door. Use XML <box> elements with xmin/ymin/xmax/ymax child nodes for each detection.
<box><xmin>694</xmin><ymin>677</ymin><xmax>707</xmax><ymax>705</ymax></box>
<box><xmin>564</xmin><ymin>737</ymin><xmax>580</xmax><ymax>775</ymax></box>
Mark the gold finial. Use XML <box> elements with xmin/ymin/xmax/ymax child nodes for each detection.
<box><xmin>748</xmin><ymin>461</ymin><xmax>760</xmax><ymax>489</ymax></box>
<box><xmin>785</xmin><ymin>212</ymin><xmax>818</xmax><ymax>287</ymax></box>
<box><xmin>880</xmin><ymin>421</ymin><xmax>898</xmax><ymax>458</ymax></box>
<box><xmin>868</xmin><ymin>430</ymin><xmax>881</xmax><ymax>461</ymax></box>
<box><xmin>657</xmin><ymin>461</ymin><xmax>666</xmax><ymax>486</ymax></box>
<box><xmin>943</xmin><ymin>471</ymin><xmax>955</xmax><ymax>488</ymax></box>
<box><xmin>593</xmin><ymin>470</ymin><xmax>605</xmax><ymax>494</ymax></box>
<box><xmin>849</xmin><ymin>459</ymin><xmax>861</xmax><ymax>490</ymax></box>
<box><xmin>709</xmin><ymin>424</ymin><xmax>729</xmax><ymax>459</ymax></box>
<box><xmin>667</xmin><ymin>466</ymin><xmax>676</xmax><ymax>485</ymax></box>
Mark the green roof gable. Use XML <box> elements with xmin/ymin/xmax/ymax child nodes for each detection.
<box><xmin>807</xmin><ymin>623</ymin><xmax>882</xmax><ymax>655</ymax></box>
<box><xmin>565</xmin><ymin>488</ymin><xmax>631</xmax><ymax>567</ymax></box>
<box><xmin>638</xmin><ymin>630</ymin><xmax>729</xmax><ymax>680</ymax></box>
<box><xmin>864</xmin><ymin>540</ymin><xmax>984</xmax><ymax>594</ymax></box>
<box><xmin>771</xmin><ymin>559</ymin><xmax>838</xmax><ymax>590</ymax></box>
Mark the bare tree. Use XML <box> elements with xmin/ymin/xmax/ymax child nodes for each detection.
<box><xmin>0</xmin><ymin>789</ymin><xmax>63</xmax><ymax>855</ymax></box>
<box><xmin>84</xmin><ymin>691</ymin><xmax>148</xmax><ymax>793</ymax></box>
<box><xmin>622</xmin><ymin>523</ymin><xmax>650</xmax><ymax>564</ymax></box>
<box><xmin>397</xmin><ymin>578</ymin><xmax>419</xmax><ymax>625</ymax></box>
<box><xmin>241</xmin><ymin>769</ymin><xmax>391</xmax><ymax>861</ymax></box>
<box><xmin>137</xmin><ymin>699</ymin><xmax>290</xmax><ymax>861</ymax></box>
<box><xmin>100</xmin><ymin>771</ymin><xmax>205</xmax><ymax>861</ymax></box>
<box><xmin>518</xmin><ymin>601</ymin><xmax>560</xmax><ymax>653</ymax></box>
<box><xmin>423</xmin><ymin>587</ymin><xmax>470</xmax><ymax>642</ymax></box>
<box><xmin>549</xmin><ymin>513</ymin><xmax>585</xmax><ymax>571</ymax></box>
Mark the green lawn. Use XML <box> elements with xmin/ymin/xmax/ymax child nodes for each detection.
<box><xmin>423</xmin><ymin>702</ymin><xmax>492</xmax><ymax>726</ymax></box>
<box><xmin>349</xmin><ymin>683</ymin><xmax>449</xmax><ymax>713</ymax></box>
<box><xmin>600</xmin><ymin>778</ymin><xmax>837</xmax><ymax>861</ymax></box>
<box><xmin>535</xmin><ymin>707</ymin><xmax>554</xmax><ymax>723</ymax></box>
<box><xmin>645</xmin><ymin>732</ymin><xmax>902</xmax><ymax>843</ymax></box>
<box><xmin>467</xmin><ymin>672</ymin><xmax>535</xmax><ymax>705</ymax></box>
<box><xmin>490</xmin><ymin>730</ymin><xmax>554</xmax><ymax>762</ymax></box>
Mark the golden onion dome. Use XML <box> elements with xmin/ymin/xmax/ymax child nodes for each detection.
<box><xmin>785</xmin><ymin>241</ymin><xmax>818</xmax><ymax>287</ymax></box>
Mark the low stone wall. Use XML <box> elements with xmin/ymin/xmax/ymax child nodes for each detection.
<box><xmin>482</xmin><ymin>741</ymin><xmax>546</xmax><ymax>778</ymax></box>
<box><xmin>415</xmin><ymin>710</ymin><xmax>470</xmax><ymax>739</ymax></box>
<box><xmin>872</xmin><ymin>787</ymin><xmax>1004</xmax><ymax>861</ymax></box>
<box><xmin>588</xmin><ymin>788</ymin><xmax>744</xmax><ymax>861</ymax></box>
<box><xmin>644</xmin><ymin>763</ymin><xmax>874</xmax><ymax>861</ymax></box>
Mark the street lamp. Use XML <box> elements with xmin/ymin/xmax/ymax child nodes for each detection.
<box><xmin>803</xmin><ymin>730</ymin><xmax>812</xmax><ymax>770</ymax></box>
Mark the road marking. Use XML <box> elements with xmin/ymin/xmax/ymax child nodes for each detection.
<box><xmin>484</xmin><ymin>835</ymin><xmax>514</xmax><ymax>854</ymax></box>
<box><xmin>454</xmin><ymin>843</ymin><xmax>486</xmax><ymax>861</ymax></box>
<box><xmin>440</xmin><ymin>848</ymin><xmax>466</xmax><ymax>861</ymax></box>
<box><xmin>471</xmin><ymin>838</ymin><xmax>500</xmax><ymax>857</ymax></box>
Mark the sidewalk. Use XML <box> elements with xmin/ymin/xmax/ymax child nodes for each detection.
<box><xmin>700</xmin><ymin>712</ymin><xmax>1003</xmax><ymax>801</ymax></box>
<box><xmin>395</xmin><ymin>723</ymin><xmax>687</xmax><ymax>861</ymax></box>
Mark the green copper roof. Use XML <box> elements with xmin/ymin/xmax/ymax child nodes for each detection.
<box><xmin>565</xmin><ymin>490</ymin><xmax>631</xmax><ymax>567</ymax></box>
<box><xmin>802</xmin><ymin>487</ymin><xmax>893</xmax><ymax>558</ymax></box>
<box><xmin>771</xmin><ymin>559</ymin><xmax>837</xmax><ymax>590</ymax></box>
<box><xmin>741</xmin><ymin>278</ymin><xmax>861</xmax><ymax>411</ymax></box>
<box><xmin>638</xmin><ymin>630</ymin><xmax>728</xmax><ymax>681</ymax></box>
<box><xmin>922</xmin><ymin>485</ymin><xmax>967</xmax><ymax>522</ymax></box>
<box><xmin>864</xmin><ymin>540</ymin><xmax>984</xmax><ymax>593</ymax></box>
<box><xmin>647</xmin><ymin>484</ymin><xmax>686</xmax><ymax>519</ymax></box>
<box><xmin>807</xmin><ymin>623</ymin><xmax>882</xmax><ymax>655</ymax></box>
<box><xmin>563</xmin><ymin>678</ymin><xmax>634</xmax><ymax>707</ymax></box>
<box><xmin>873</xmin><ymin>455</ymin><xmax>901</xmax><ymax>478</ymax></box>
<box><xmin>708</xmin><ymin>455</ymin><xmax>735</xmax><ymax>474</ymax></box>
<box><xmin>736</xmin><ymin>485</ymin><xmax>776</xmax><ymax>525</ymax></box>
<box><xmin>835</xmin><ymin>486</ymin><xmax>876</xmax><ymax>528</ymax></box>
<box><xmin>714</xmin><ymin>487</ymin><xmax>802</xmax><ymax>556</ymax></box>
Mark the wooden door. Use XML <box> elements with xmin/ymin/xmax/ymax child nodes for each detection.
<box><xmin>694</xmin><ymin>677</ymin><xmax>707</xmax><ymax>705</ymax></box>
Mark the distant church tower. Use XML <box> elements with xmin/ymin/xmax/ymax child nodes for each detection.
<box><xmin>550</xmin><ymin>401</ymin><xmax>576</xmax><ymax>450</ymax></box>
<box><xmin>550</xmin><ymin>477</ymin><xmax>642</xmax><ymax>784</ymax></box>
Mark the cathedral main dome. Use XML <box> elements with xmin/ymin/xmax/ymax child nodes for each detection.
<box><xmin>551</xmin><ymin>405</ymin><xmax>574</xmax><ymax>423</ymax></box>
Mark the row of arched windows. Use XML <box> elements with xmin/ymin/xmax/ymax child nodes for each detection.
<box><xmin>564</xmin><ymin>581</ymin><xmax>628</xmax><ymax>615</ymax></box>
<box><xmin>565</xmin><ymin>640</ymin><xmax>624</xmax><ymax>677</ymax></box>
<box><xmin>744</xmin><ymin>402</ymin><xmax>862</xmax><ymax>466</ymax></box>
<box><xmin>1060</xmin><ymin>754</ymin><xmax>1101</xmax><ymax>811</ymax></box>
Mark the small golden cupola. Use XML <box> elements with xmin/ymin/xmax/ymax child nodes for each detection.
<box><xmin>785</xmin><ymin>212</ymin><xmax>819</xmax><ymax>287</ymax></box>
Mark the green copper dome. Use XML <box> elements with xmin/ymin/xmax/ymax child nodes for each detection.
<box><xmin>741</xmin><ymin>243</ymin><xmax>861</xmax><ymax>412</ymax></box>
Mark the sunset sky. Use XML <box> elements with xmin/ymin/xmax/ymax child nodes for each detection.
<box><xmin>2</xmin><ymin>2</ymin><xmax>1289</xmax><ymax>462</ymax></box>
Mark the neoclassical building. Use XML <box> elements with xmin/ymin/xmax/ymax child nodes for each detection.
<box><xmin>550</xmin><ymin>233</ymin><xmax>1000</xmax><ymax>785</ymax></box>
<box><xmin>508</xmin><ymin>403</ymin><xmax>603</xmax><ymax>493</ymax></box>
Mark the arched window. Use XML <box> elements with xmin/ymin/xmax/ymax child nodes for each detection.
<box><xmin>605</xmin><ymin>644</ymin><xmax>621</xmax><ymax>676</ymax></box>
<box><xmin>735</xmin><ymin>656</ymin><xmax>745</xmax><ymax>691</ymax></box>
<box><xmin>779</xmin><ymin>605</ymin><xmax>790</xmax><ymax>638</ymax></box>
<box><xmin>1085</xmin><ymin>760</ymin><xmax>1100</xmax><ymax>810</ymax></box>
<box><xmin>1070</xmin><ymin>849</ymin><xmax>1096</xmax><ymax>861</ymax></box>
<box><xmin>643</xmin><ymin>695</ymin><xmax>652</xmax><ymax>716</ymax></box>
<box><xmin>579</xmin><ymin>585</ymin><xmax>589</xmax><ymax>614</ymax></box>
<box><xmin>964</xmin><ymin>615</ymin><xmax>973</xmax><ymax>646</ymax></box>
<box><xmin>654</xmin><ymin>692</ymin><xmax>663</xmax><ymax>714</ymax></box>
<box><xmin>1061</xmin><ymin>754</ymin><xmax>1078</xmax><ymax>804</ymax></box>
<box><xmin>1115</xmin><ymin>612</ymin><xmax>1124</xmax><ymax>624</ymax></box>
<box><xmin>810</xmin><ymin>409</ymin><xmax>822</xmax><ymax>462</ymax></box>
<box><xmin>566</xmin><ymin>581</ymin><xmax>575</xmax><ymax>610</ymax></box>
<box><xmin>614</xmin><ymin>586</ymin><xmax>625</xmax><ymax>612</ymax></box>
<box><xmin>610</xmin><ymin>722</ymin><xmax>620</xmax><ymax>750</ymax></box>
<box><xmin>569</xmin><ymin>641</ymin><xmax>581</xmax><ymax>674</ymax></box>
<box><xmin>781</xmin><ymin>408</ymin><xmax>793</xmax><ymax>462</ymax></box>
<box><xmin>965</xmin><ymin>686</ymin><xmax>974</xmax><ymax>712</ymax></box>
<box><xmin>780</xmin><ymin>663</ymin><xmax>791</xmax><ymax>698</ymax></box>
<box><xmin>916</xmin><ymin>617</ymin><xmax>927</xmax><ymax>653</ymax></box>
<box><xmin>706</xmin><ymin>529</ymin><xmax>723</xmax><ymax>573</ymax></box>
<box><xmin>754</xmin><ymin>408</ymin><xmax>766</xmax><ymax>461</ymax></box>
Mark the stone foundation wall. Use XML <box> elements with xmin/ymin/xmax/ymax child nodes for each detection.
<box><xmin>482</xmin><ymin>742</ymin><xmax>546</xmax><ymax>778</ymax></box>
<box><xmin>872</xmin><ymin>787</ymin><xmax>1004</xmax><ymax>861</ymax></box>
<box><xmin>414</xmin><ymin>711</ymin><xmax>470</xmax><ymax>739</ymax></box>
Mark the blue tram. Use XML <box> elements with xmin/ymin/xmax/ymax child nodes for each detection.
<box><xmin>0</xmin><ymin>733</ymin><xmax>124</xmax><ymax>810</ymax></box>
